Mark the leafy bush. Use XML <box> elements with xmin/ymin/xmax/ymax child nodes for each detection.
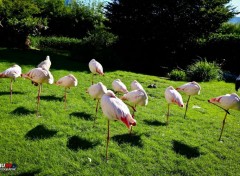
<box><xmin>168</xmin><ymin>69</ymin><xmax>186</xmax><ymax>81</ymax></box>
<box><xmin>186</xmin><ymin>59</ymin><xmax>222</xmax><ymax>82</ymax></box>
<box><xmin>30</xmin><ymin>36</ymin><xmax>82</xmax><ymax>50</ymax></box>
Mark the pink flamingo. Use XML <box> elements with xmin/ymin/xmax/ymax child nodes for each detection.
<box><xmin>131</xmin><ymin>80</ymin><xmax>144</xmax><ymax>91</ymax></box>
<box><xmin>56</xmin><ymin>74</ymin><xmax>78</xmax><ymax>109</ymax></box>
<box><xmin>208</xmin><ymin>93</ymin><xmax>240</xmax><ymax>141</ymax></box>
<box><xmin>86</xmin><ymin>82</ymin><xmax>107</xmax><ymax>124</ymax></box>
<box><xmin>176</xmin><ymin>81</ymin><xmax>201</xmax><ymax>118</ymax></box>
<box><xmin>164</xmin><ymin>86</ymin><xmax>184</xmax><ymax>125</ymax></box>
<box><xmin>0</xmin><ymin>64</ymin><xmax>22</xmax><ymax>103</ymax></box>
<box><xmin>112</xmin><ymin>79</ymin><xmax>128</xmax><ymax>94</ymax></box>
<box><xmin>89</xmin><ymin>59</ymin><xmax>104</xmax><ymax>85</ymax></box>
<box><xmin>101</xmin><ymin>90</ymin><xmax>136</xmax><ymax>160</ymax></box>
<box><xmin>21</xmin><ymin>68</ymin><xmax>54</xmax><ymax>116</ymax></box>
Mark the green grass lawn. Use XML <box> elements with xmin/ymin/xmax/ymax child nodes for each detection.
<box><xmin>0</xmin><ymin>48</ymin><xmax>240</xmax><ymax>176</ymax></box>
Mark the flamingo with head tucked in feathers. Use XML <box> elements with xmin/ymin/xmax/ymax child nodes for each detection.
<box><xmin>89</xmin><ymin>59</ymin><xmax>104</xmax><ymax>85</ymax></box>
<box><xmin>56</xmin><ymin>74</ymin><xmax>78</xmax><ymax>109</ymax></box>
<box><xmin>121</xmin><ymin>88</ymin><xmax>148</xmax><ymax>133</ymax></box>
<box><xmin>164</xmin><ymin>86</ymin><xmax>184</xmax><ymax>125</ymax></box>
<box><xmin>21</xmin><ymin>67</ymin><xmax>54</xmax><ymax>116</ymax></box>
<box><xmin>208</xmin><ymin>93</ymin><xmax>240</xmax><ymax>141</ymax></box>
<box><xmin>86</xmin><ymin>82</ymin><xmax>107</xmax><ymax>124</ymax></box>
<box><xmin>112</xmin><ymin>79</ymin><xmax>128</xmax><ymax>94</ymax></box>
<box><xmin>101</xmin><ymin>90</ymin><xmax>136</xmax><ymax>160</ymax></box>
<box><xmin>0</xmin><ymin>64</ymin><xmax>22</xmax><ymax>103</ymax></box>
<box><xmin>176</xmin><ymin>81</ymin><xmax>201</xmax><ymax>119</ymax></box>
<box><xmin>131</xmin><ymin>80</ymin><xmax>144</xmax><ymax>91</ymax></box>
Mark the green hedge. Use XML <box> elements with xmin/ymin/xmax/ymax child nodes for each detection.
<box><xmin>30</xmin><ymin>36</ymin><xmax>82</xmax><ymax>50</ymax></box>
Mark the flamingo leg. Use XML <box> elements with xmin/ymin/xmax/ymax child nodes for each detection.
<box><xmin>106</xmin><ymin>120</ymin><xmax>110</xmax><ymax>160</ymax></box>
<box><xmin>10</xmin><ymin>79</ymin><xmax>13</xmax><ymax>103</ymax></box>
<box><xmin>129</xmin><ymin>105</ymin><xmax>136</xmax><ymax>134</ymax></box>
<box><xmin>64</xmin><ymin>88</ymin><xmax>67</xmax><ymax>110</ymax></box>
<box><xmin>184</xmin><ymin>95</ymin><xmax>191</xmax><ymax>119</ymax></box>
<box><xmin>219</xmin><ymin>111</ymin><xmax>228</xmax><ymax>141</ymax></box>
<box><xmin>166</xmin><ymin>104</ymin><xmax>170</xmax><ymax>125</ymax></box>
<box><xmin>36</xmin><ymin>83</ymin><xmax>42</xmax><ymax>117</ymax></box>
<box><xmin>92</xmin><ymin>74</ymin><xmax>94</xmax><ymax>85</ymax></box>
<box><xmin>124</xmin><ymin>102</ymin><xmax>136</xmax><ymax>112</ymax></box>
<box><xmin>93</xmin><ymin>99</ymin><xmax>100</xmax><ymax>127</ymax></box>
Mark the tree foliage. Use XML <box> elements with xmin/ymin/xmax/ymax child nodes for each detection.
<box><xmin>104</xmin><ymin>0</ymin><xmax>236</xmax><ymax>74</ymax></box>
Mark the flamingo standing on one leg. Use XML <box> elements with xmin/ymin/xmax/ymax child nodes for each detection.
<box><xmin>164</xmin><ymin>86</ymin><xmax>184</xmax><ymax>125</ymax></box>
<box><xmin>176</xmin><ymin>81</ymin><xmax>201</xmax><ymax>119</ymax></box>
<box><xmin>101</xmin><ymin>90</ymin><xmax>136</xmax><ymax>160</ymax></box>
<box><xmin>89</xmin><ymin>59</ymin><xmax>104</xmax><ymax>85</ymax></box>
<box><xmin>0</xmin><ymin>64</ymin><xmax>22</xmax><ymax>103</ymax></box>
<box><xmin>112</xmin><ymin>79</ymin><xmax>128</xmax><ymax>95</ymax></box>
<box><xmin>208</xmin><ymin>93</ymin><xmax>240</xmax><ymax>141</ymax></box>
<box><xmin>86</xmin><ymin>82</ymin><xmax>107</xmax><ymax>125</ymax></box>
<box><xmin>56</xmin><ymin>74</ymin><xmax>78</xmax><ymax>109</ymax></box>
<box><xmin>21</xmin><ymin>68</ymin><xmax>54</xmax><ymax>116</ymax></box>
<box><xmin>121</xmin><ymin>89</ymin><xmax>148</xmax><ymax>133</ymax></box>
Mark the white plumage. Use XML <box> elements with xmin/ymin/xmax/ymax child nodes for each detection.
<box><xmin>176</xmin><ymin>81</ymin><xmax>201</xmax><ymax>96</ymax></box>
<box><xmin>87</xmin><ymin>82</ymin><xmax>107</xmax><ymax>100</ymax></box>
<box><xmin>22</xmin><ymin>68</ymin><xmax>54</xmax><ymax>85</ymax></box>
<box><xmin>86</xmin><ymin>82</ymin><xmax>108</xmax><ymax>124</ymax></box>
<box><xmin>235</xmin><ymin>75</ymin><xmax>240</xmax><ymax>92</ymax></box>
<box><xmin>21</xmin><ymin>67</ymin><xmax>54</xmax><ymax>116</ymax></box>
<box><xmin>112</xmin><ymin>79</ymin><xmax>128</xmax><ymax>94</ymax></box>
<box><xmin>101</xmin><ymin>90</ymin><xmax>136</xmax><ymax>128</ymax></box>
<box><xmin>176</xmin><ymin>81</ymin><xmax>201</xmax><ymax>118</ymax></box>
<box><xmin>131</xmin><ymin>80</ymin><xmax>144</xmax><ymax>91</ymax></box>
<box><xmin>0</xmin><ymin>64</ymin><xmax>22</xmax><ymax>103</ymax></box>
<box><xmin>164</xmin><ymin>86</ymin><xmax>184</xmax><ymax>125</ymax></box>
<box><xmin>121</xmin><ymin>89</ymin><xmax>148</xmax><ymax>108</ymax></box>
<box><xmin>56</xmin><ymin>74</ymin><xmax>78</xmax><ymax>88</ymax></box>
<box><xmin>89</xmin><ymin>59</ymin><xmax>104</xmax><ymax>85</ymax></box>
<box><xmin>208</xmin><ymin>93</ymin><xmax>240</xmax><ymax>111</ymax></box>
<box><xmin>208</xmin><ymin>93</ymin><xmax>240</xmax><ymax>141</ymax></box>
<box><xmin>101</xmin><ymin>90</ymin><xmax>136</xmax><ymax>159</ymax></box>
<box><xmin>56</xmin><ymin>74</ymin><xmax>78</xmax><ymax>109</ymax></box>
<box><xmin>38</xmin><ymin>55</ymin><xmax>51</xmax><ymax>71</ymax></box>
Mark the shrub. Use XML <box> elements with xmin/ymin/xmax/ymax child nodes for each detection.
<box><xmin>186</xmin><ymin>59</ymin><xmax>222</xmax><ymax>82</ymax></box>
<box><xmin>168</xmin><ymin>69</ymin><xmax>186</xmax><ymax>81</ymax></box>
<box><xmin>30</xmin><ymin>36</ymin><xmax>82</xmax><ymax>50</ymax></box>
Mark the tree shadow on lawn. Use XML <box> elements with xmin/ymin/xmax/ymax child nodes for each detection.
<box><xmin>25</xmin><ymin>125</ymin><xmax>58</xmax><ymax>140</ymax></box>
<box><xmin>11</xmin><ymin>106</ymin><xmax>35</xmax><ymax>115</ymax></box>
<box><xmin>67</xmin><ymin>135</ymin><xmax>99</xmax><ymax>151</ymax></box>
<box><xmin>172</xmin><ymin>140</ymin><xmax>201</xmax><ymax>159</ymax></box>
<box><xmin>16</xmin><ymin>169</ymin><xmax>41</xmax><ymax>176</ymax></box>
<box><xmin>112</xmin><ymin>133</ymin><xmax>143</xmax><ymax>148</ymax></box>
<box><xmin>143</xmin><ymin>119</ymin><xmax>167</xmax><ymax>126</ymax></box>
<box><xmin>69</xmin><ymin>112</ymin><xmax>93</xmax><ymax>121</ymax></box>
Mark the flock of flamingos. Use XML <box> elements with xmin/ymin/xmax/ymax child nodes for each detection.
<box><xmin>0</xmin><ymin>56</ymin><xmax>240</xmax><ymax>160</ymax></box>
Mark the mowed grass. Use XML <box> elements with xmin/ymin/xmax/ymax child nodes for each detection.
<box><xmin>0</xmin><ymin>48</ymin><xmax>240</xmax><ymax>176</ymax></box>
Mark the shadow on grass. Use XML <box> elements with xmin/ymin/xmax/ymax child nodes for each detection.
<box><xmin>172</xmin><ymin>140</ymin><xmax>201</xmax><ymax>159</ymax></box>
<box><xmin>112</xmin><ymin>133</ymin><xmax>143</xmax><ymax>147</ymax></box>
<box><xmin>67</xmin><ymin>135</ymin><xmax>99</xmax><ymax>151</ymax></box>
<box><xmin>16</xmin><ymin>169</ymin><xmax>41</xmax><ymax>176</ymax></box>
<box><xmin>143</xmin><ymin>119</ymin><xmax>167</xmax><ymax>126</ymax></box>
<box><xmin>11</xmin><ymin>106</ymin><xmax>35</xmax><ymax>115</ymax></box>
<box><xmin>0</xmin><ymin>48</ymin><xmax>88</xmax><ymax>72</ymax></box>
<box><xmin>40</xmin><ymin>95</ymin><xmax>62</xmax><ymax>101</ymax></box>
<box><xmin>69</xmin><ymin>112</ymin><xmax>93</xmax><ymax>121</ymax></box>
<box><xmin>0</xmin><ymin>91</ymin><xmax>25</xmax><ymax>96</ymax></box>
<box><xmin>25</xmin><ymin>125</ymin><xmax>58</xmax><ymax>140</ymax></box>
